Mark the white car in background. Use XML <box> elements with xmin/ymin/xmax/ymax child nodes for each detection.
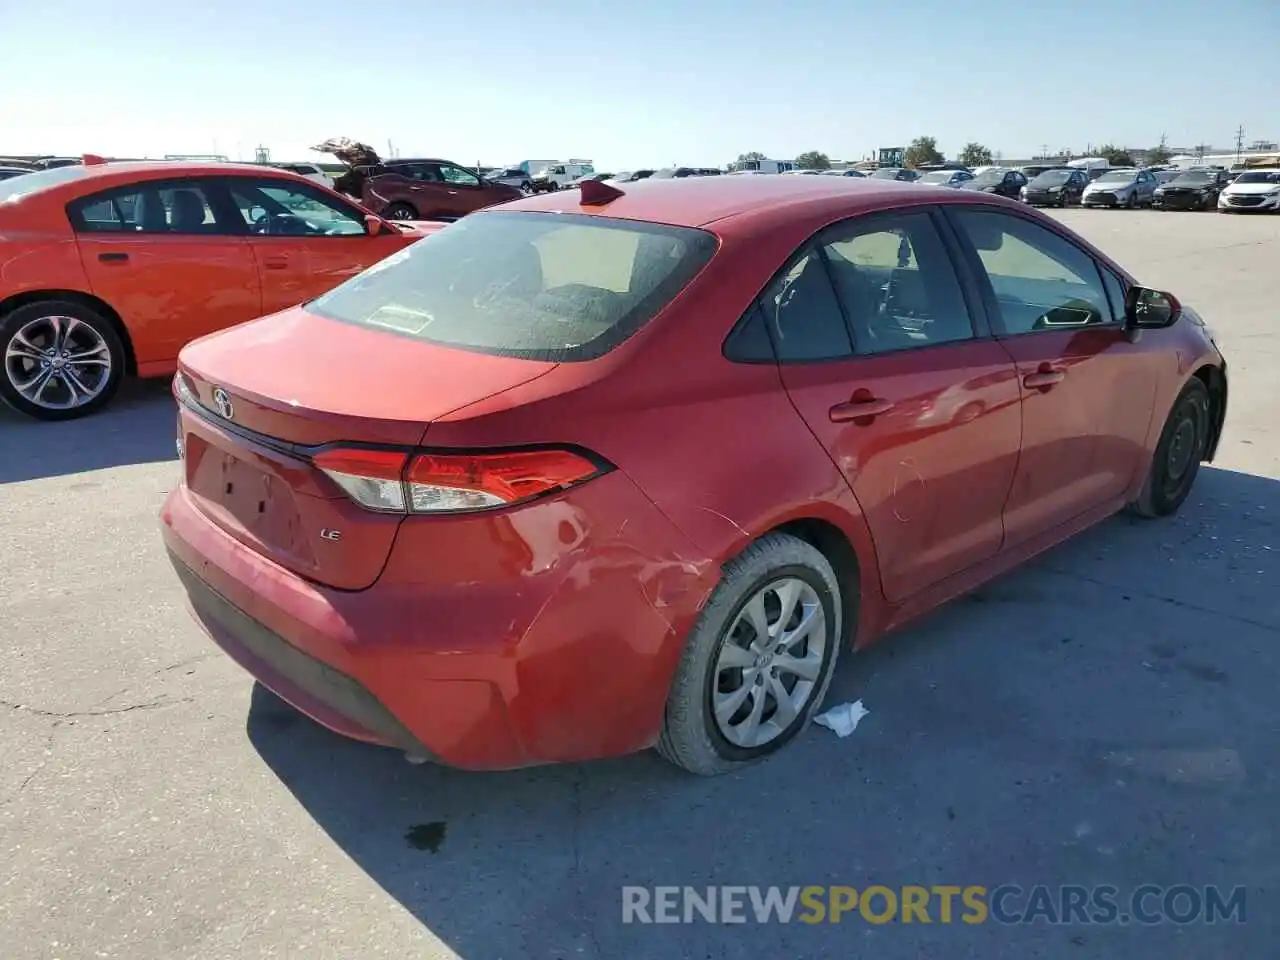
<box><xmin>485</xmin><ymin>166</ymin><xmax>534</xmax><ymax>192</ymax></box>
<box><xmin>1217</xmin><ymin>169</ymin><xmax>1280</xmax><ymax>212</ymax></box>
<box><xmin>918</xmin><ymin>169</ymin><xmax>976</xmax><ymax>188</ymax></box>
<box><xmin>272</xmin><ymin>162</ymin><xmax>333</xmax><ymax>187</ymax></box>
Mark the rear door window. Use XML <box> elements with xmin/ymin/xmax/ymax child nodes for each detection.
<box><xmin>758</xmin><ymin>250</ymin><xmax>852</xmax><ymax>361</ymax></box>
<box><xmin>821</xmin><ymin>211</ymin><xmax>975</xmax><ymax>355</ymax></box>
<box><xmin>67</xmin><ymin>179</ymin><xmax>232</xmax><ymax>234</ymax></box>
<box><xmin>308</xmin><ymin>210</ymin><xmax>718</xmax><ymax>361</ymax></box>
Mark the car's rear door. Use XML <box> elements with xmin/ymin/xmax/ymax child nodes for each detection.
<box><xmin>944</xmin><ymin>205</ymin><xmax>1162</xmax><ymax>548</ymax></box>
<box><xmin>224</xmin><ymin>175</ymin><xmax>409</xmax><ymax>314</ymax></box>
<box><xmin>69</xmin><ymin>177</ymin><xmax>260</xmax><ymax>370</ymax></box>
<box><xmin>771</xmin><ymin>207</ymin><xmax>1022</xmax><ymax>603</ymax></box>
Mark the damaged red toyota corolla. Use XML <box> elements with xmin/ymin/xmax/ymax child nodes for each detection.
<box><xmin>160</xmin><ymin>175</ymin><xmax>1228</xmax><ymax>775</ymax></box>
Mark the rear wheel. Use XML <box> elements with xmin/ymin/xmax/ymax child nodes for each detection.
<box><xmin>657</xmin><ymin>533</ymin><xmax>844</xmax><ymax>776</ymax></box>
<box><xmin>0</xmin><ymin>299</ymin><xmax>125</xmax><ymax>421</ymax></box>
<box><xmin>1128</xmin><ymin>378</ymin><xmax>1211</xmax><ymax>518</ymax></box>
<box><xmin>382</xmin><ymin>202</ymin><xmax>417</xmax><ymax>220</ymax></box>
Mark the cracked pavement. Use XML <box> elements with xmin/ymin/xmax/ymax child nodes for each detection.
<box><xmin>1</xmin><ymin>211</ymin><xmax>1277</xmax><ymax>959</ymax></box>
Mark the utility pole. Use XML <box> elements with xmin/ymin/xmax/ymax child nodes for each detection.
<box><xmin>1040</xmin><ymin>143</ymin><xmax>1049</xmax><ymax>160</ymax></box>
<box><xmin>1234</xmin><ymin>125</ymin><xmax>1245</xmax><ymax>165</ymax></box>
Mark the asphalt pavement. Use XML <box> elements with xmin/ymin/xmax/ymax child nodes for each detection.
<box><xmin>1</xmin><ymin>210</ymin><xmax>1277</xmax><ymax>959</ymax></box>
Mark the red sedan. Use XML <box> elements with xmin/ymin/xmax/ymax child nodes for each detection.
<box><xmin>161</xmin><ymin>176</ymin><xmax>1228</xmax><ymax>775</ymax></box>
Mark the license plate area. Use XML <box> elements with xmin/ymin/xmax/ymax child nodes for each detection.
<box><xmin>181</xmin><ymin>415</ymin><xmax>318</xmax><ymax>569</ymax></box>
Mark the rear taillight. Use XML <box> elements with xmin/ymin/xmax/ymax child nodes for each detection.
<box><xmin>311</xmin><ymin>446</ymin><xmax>608</xmax><ymax>515</ymax></box>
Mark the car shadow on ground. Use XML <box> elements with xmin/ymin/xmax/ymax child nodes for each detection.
<box><xmin>246</xmin><ymin>465</ymin><xmax>1278</xmax><ymax>960</ymax></box>
<box><xmin>0</xmin><ymin>379</ymin><xmax>177</xmax><ymax>483</ymax></box>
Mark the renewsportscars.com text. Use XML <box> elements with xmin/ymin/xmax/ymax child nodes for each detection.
<box><xmin>621</xmin><ymin>884</ymin><xmax>1247</xmax><ymax>925</ymax></box>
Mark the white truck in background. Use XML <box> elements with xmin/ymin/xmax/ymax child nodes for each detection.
<box><xmin>732</xmin><ymin>157</ymin><xmax>796</xmax><ymax>174</ymax></box>
<box><xmin>528</xmin><ymin>159</ymin><xmax>596</xmax><ymax>192</ymax></box>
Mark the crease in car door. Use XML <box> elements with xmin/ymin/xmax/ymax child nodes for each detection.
<box><xmin>769</xmin><ymin>211</ymin><xmax>1022</xmax><ymax>603</ymax></box>
<box><xmin>946</xmin><ymin>207</ymin><xmax>1160</xmax><ymax>549</ymax></box>
<box><xmin>71</xmin><ymin>179</ymin><xmax>261</xmax><ymax>367</ymax></box>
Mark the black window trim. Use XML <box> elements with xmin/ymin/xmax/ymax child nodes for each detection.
<box><xmin>65</xmin><ymin>176</ymin><xmax>243</xmax><ymax>236</ymax></box>
<box><xmin>720</xmin><ymin>202</ymin><xmax>996</xmax><ymax>366</ymax></box>
<box><xmin>940</xmin><ymin>203</ymin><xmax>1126</xmax><ymax>339</ymax></box>
<box><xmin>219</xmin><ymin>174</ymin><xmax>372</xmax><ymax>239</ymax></box>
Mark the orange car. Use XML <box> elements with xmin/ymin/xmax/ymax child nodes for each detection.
<box><xmin>0</xmin><ymin>158</ymin><xmax>442</xmax><ymax>420</ymax></box>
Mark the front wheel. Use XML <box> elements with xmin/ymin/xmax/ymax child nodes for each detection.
<box><xmin>0</xmin><ymin>300</ymin><xmax>125</xmax><ymax>421</ymax></box>
<box><xmin>1127</xmin><ymin>378</ymin><xmax>1211</xmax><ymax>518</ymax></box>
<box><xmin>657</xmin><ymin>533</ymin><xmax>844</xmax><ymax>776</ymax></box>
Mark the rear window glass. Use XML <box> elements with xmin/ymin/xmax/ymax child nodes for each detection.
<box><xmin>0</xmin><ymin>164</ymin><xmax>92</xmax><ymax>204</ymax></box>
<box><xmin>307</xmin><ymin>211</ymin><xmax>718</xmax><ymax>362</ymax></box>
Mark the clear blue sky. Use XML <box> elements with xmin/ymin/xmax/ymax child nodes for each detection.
<box><xmin>2</xmin><ymin>0</ymin><xmax>1277</xmax><ymax>168</ymax></box>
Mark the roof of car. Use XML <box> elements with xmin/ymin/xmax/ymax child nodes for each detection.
<box><xmin>503</xmin><ymin>174</ymin><xmax>954</xmax><ymax>229</ymax></box>
<box><xmin>65</xmin><ymin>160</ymin><xmax>309</xmax><ymax>179</ymax></box>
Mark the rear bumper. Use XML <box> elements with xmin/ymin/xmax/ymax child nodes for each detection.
<box><xmin>160</xmin><ymin>474</ymin><xmax>717</xmax><ymax>769</ymax></box>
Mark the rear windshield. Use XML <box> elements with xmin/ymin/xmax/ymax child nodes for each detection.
<box><xmin>307</xmin><ymin>211</ymin><xmax>718</xmax><ymax>362</ymax></box>
<box><xmin>0</xmin><ymin>164</ymin><xmax>92</xmax><ymax>203</ymax></box>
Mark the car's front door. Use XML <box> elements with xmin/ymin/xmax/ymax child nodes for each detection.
<box><xmin>225</xmin><ymin>176</ymin><xmax>410</xmax><ymax>314</ymax></box>
<box><xmin>770</xmin><ymin>208</ymin><xmax>1022</xmax><ymax>602</ymax></box>
<box><xmin>946</xmin><ymin>206</ymin><xmax>1162</xmax><ymax>548</ymax></box>
<box><xmin>437</xmin><ymin>162</ymin><xmax>501</xmax><ymax>217</ymax></box>
<box><xmin>68</xmin><ymin>177</ymin><xmax>260</xmax><ymax>369</ymax></box>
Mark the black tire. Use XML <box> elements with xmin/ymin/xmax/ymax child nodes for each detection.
<box><xmin>1127</xmin><ymin>378</ymin><xmax>1211</xmax><ymax>519</ymax></box>
<box><xmin>0</xmin><ymin>299</ymin><xmax>126</xmax><ymax>421</ymax></box>
<box><xmin>382</xmin><ymin>202</ymin><xmax>417</xmax><ymax>220</ymax></box>
<box><xmin>656</xmin><ymin>533</ymin><xmax>844</xmax><ymax>776</ymax></box>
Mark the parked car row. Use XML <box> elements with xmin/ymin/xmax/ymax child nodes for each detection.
<box><xmin>0</xmin><ymin>147</ymin><xmax>1267</xmax><ymax>423</ymax></box>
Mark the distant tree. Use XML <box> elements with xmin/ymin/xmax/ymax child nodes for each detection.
<box><xmin>1096</xmin><ymin>143</ymin><xmax>1135</xmax><ymax>167</ymax></box>
<box><xmin>904</xmin><ymin>136</ymin><xmax>944</xmax><ymax>169</ymax></box>
<box><xmin>795</xmin><ymin>151</ymin><xmax>831</xmax><ymax>170</ymax></box>
<box><xmin>959</xmin><ymin>142</ymin><xmax>993</xmax><ymax>167</ymax></box>
<box><xmin>737</xmin><ymin>151</ymin><xmax>766</xmax><ymax>163</ymax></box>
<box><xmin>1146</xmin><ymin>144</ymin><xmax>1173</xmax><ymax>165</ymax></box>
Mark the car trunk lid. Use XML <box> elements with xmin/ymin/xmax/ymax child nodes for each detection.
<box><xmin>176</xmin><ymin>307</ymin><xmax>557</xmax><ymax>590</ymax></box>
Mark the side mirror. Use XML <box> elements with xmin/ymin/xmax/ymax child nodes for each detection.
<box><xmin>365</xmin><ymin>214</ymin><xmax>388</xmax><ymax>235</ymax></box>
<box><xmin>1125</xmin><ymin>286</ymin><xmax>1181</xmax><ymax>330</ymax></box>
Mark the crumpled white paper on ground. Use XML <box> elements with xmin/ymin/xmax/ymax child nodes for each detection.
<box><xmin>813</xmin><ymin>700</ymin><xmax>870</xmax><ymax>738</ymax></box>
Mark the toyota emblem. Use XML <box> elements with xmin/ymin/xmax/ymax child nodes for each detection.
<box><xmin>212</xmin><ymin>387</ymin><xmax>234</xmax><ymax>420</ymax></box>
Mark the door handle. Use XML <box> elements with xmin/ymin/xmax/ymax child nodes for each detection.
<box><xmin>97</xmin><ymin>252</ymin><xmax>129</xmax><ymax>263</ymax></box>
<box><xmin>829</xmin><ymin>396</ymin><xmax>895</xmax><ymax>423</ymax></box>
<box><xmin>262</xmin><ymin>257</ymin><xmax>289</xmax><ymax>270</ymax></box>
<box><xmin>447</xmin><ymin>190</ymin><xmax>458</xmax><ymax>195</ymax></box>
<box><xmin>1023</xmin><ymin>365</ymin><xmax>1066</xmax><ymax>390</ymax></box>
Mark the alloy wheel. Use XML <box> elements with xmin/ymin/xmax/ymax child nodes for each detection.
<box><xmin>3</xmin><ymin>314</ymin><xmax>112</xmax><ymax>411</ymax></box>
